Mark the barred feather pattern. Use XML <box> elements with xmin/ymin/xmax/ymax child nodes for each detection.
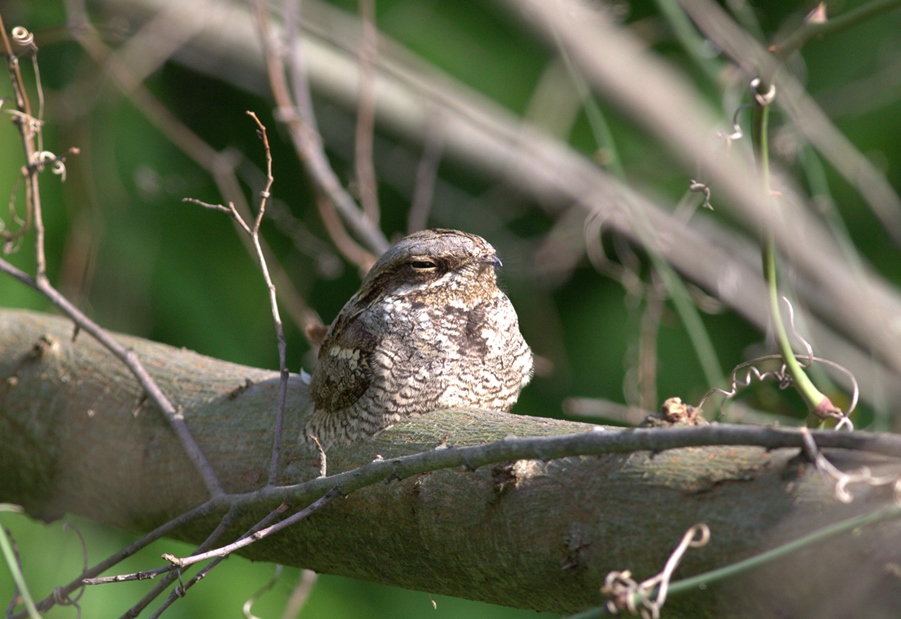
<box><xmin>306</xmin><ymin>229</ymin><xmax>533</xmax><ymax>447</ymax></box>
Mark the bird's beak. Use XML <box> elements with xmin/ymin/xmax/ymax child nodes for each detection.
<box><xmin>483</xmin><ymin>253</ymin><xmax>503</xmax><ymax>268</ymax></box>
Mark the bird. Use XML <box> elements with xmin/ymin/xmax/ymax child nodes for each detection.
<box><xmin>305</xmin><ymin>228</ymin><xmax>533</xmax><ymax>447</ymax></box>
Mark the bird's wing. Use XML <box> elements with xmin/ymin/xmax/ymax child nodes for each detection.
<box><xmin>310</xmin><ymin>311</ymin><xmax>379</xmax><ymax>413</ymax></box>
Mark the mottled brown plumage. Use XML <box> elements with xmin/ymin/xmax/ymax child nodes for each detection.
<box><xmin>305</xmin><ymin>228</ymin><xmax>533</xmax><ymax>446</ymax></box>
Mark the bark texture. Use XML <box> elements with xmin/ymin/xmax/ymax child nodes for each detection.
<box><xmin>1</xmin><ymin>309</ymin><xmax>900</xmax><ymax>617</ymax></box>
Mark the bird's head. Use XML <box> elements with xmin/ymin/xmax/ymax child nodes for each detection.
<box><xmin>354</xmin><ymin>229</ymin><xmax>504</xmax><ymax>307</ymax></box>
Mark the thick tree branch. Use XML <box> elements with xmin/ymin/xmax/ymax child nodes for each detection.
<box><xmin>2</xmin><ymin>309</ymin><xmax>901</xmax><ymax>617</ymax></box>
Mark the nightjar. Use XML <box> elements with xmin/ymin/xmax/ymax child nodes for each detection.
<box><xmin>305</xmin><ymin>228</ymin><xmax>533</xmax><ymax>446</ymax></box>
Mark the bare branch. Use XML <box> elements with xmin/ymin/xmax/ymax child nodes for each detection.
<box><xmin>69</xmin><ymin>14</ymin><xmax>320</xmax><ymax>336</ymax></box>
<box><xmin>163</xmin><ymin>493</ymin><xmax>336</xmax><ymax>570</ymax></box>
<box><xmin>407</xmin><ymin>119</ymin><xmax>444</xmax><ymax>233</ymax></box>
<box><xmin>354</xmin><ymin>0</ymin><xmax>380</xmax><ymax>225</ymax></box>
<box><xmin>185</xmin><ymin>111</ymin><xmax>291</xmax><ymax>487</ymax></box>
<box><xmin>124</xmin><ymin>505</ymin><xmax>245</xmax><ymax>618</ymax></box>
<box><xmin>252</xmin><ymin>0</ymin><xmax>389</xmax><ymax>262</ymax></box>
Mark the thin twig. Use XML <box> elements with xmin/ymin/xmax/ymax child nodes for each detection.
<box><xmin>262</xmin><ymin>426</ymin><xmax>901</xmax><ymax>514</ymax></box>
<box><xmin>282</xmin><ymin>0</ymin><xmax>317</xmax><ymax>131</ymax></box>
<box><xmin>185</xmin><ymin>111</ymin><xmax>290</xmax><ymax>487</ymax></box>
<box><xmin>163</xmin><ymin>493</ymin><xmax>336</xmax><ymax>569</ymax></box>
<box><xmin>243</xmin><ymin>565</ymin><xmax>283</xmax><ymax>619</ymax></box>
<box><xmin>10</xmin><ymin>498</ymin><xmax>223</xmax><ymax>618</ymax></box>
<box><xmin>0</xmin><ymin>21</ymin><xmax>44</xmax><ymax>280</ymax></box>
<box><xmin>314</xmin><ymin>192</ymin><xmax>377</xmax><ymax>272</ymax></box>
<box><xmin>85</xmin><ymin>504</ymin><xmax>261</xmax><ymax>587</ymax></box>
<box><xmin>246</xmin><ymin>112</ymin><xmax>289</xmax><ymax>486</ymax></box>
<box><xmin>144</xmin><ymin>505</ymin><xmax>289</xmax><ymax>619</ymax></box>
<box><xmin>281</xmin><ymin>570</ymin><xmax>318</xmax><ymax>619</ymax></box>
<box><xmin>252</xmin><ymin>0</ymin><xmax>389</xmax><ymax>260</ymax></box>
<box><xmin>637</xmin><ymin>278</ymin><xmax>664</xmax><ymax>412</ymax></box>
<box><xmin>116</xmin><ymin>505</ymin><xmax>243</xmax><ymax>618</ymax></box>
<box><xmin>70</xmin><ymin>17</ymin><xmax>319</xmax><ymax>335</ymax></box>
<box><xmin>772</xmin><ymin>0</ymin><xmax>901</xmax><ymax>61</ymax></box>
<box><xmin>407</xmin><ymin>118</ymin><xmax>444</xmax><ymax>233</ymax></box>
<box><xmin>37</xmin><ymin>503</ymin><xmax>300</xmax><ymax>615</ymax></box>
<box><xmin>59</xmin><ymin>523</ymin><xmax>88</xmax><ymax>612</ymax></box>
<box><xmin>354</xmin><ymin>0</ymin><xmax>380</xmax><ymax>225</ymax></box>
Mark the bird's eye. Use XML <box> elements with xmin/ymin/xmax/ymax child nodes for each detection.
<box><xmin>410</xmin><ymin>260</ymin><xmax>437</xmax><ymax>271</ymax></box>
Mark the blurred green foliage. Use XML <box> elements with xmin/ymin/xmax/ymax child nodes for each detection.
<box><xmin>2</xmin><ymin>0</ymin><xmax>901</xmax><ymax>616</ymax></box>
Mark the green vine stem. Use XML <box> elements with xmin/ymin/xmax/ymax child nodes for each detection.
<box><xmin>750</xmin><ymin>80</ymin><xmax>842</xmax><ymax>425</ymax></box>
